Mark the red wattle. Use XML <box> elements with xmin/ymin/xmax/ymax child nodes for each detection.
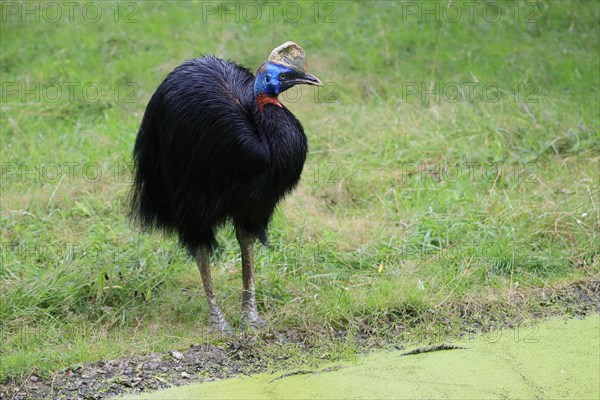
<box><xmin>256</xmin><ymin>92</ymin><xmax>282</xmax><ymax>112</ymax></box>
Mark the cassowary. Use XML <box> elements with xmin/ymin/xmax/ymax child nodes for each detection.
<box><xmin>131</xmin><ymin>42</ymin><xmax>321</xmax><ymax>332</ymax></box>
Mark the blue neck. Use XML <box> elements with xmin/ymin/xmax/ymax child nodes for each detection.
<box><xmin>254</xmin><ymin>62</ymin><xmax>293</xmax><ymax>97</ymax></box>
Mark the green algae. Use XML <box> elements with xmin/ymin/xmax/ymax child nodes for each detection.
<box><xmin>122</xmin><ymin>316</ymin><xmax>600</xmax><ymax>399</ymax></box>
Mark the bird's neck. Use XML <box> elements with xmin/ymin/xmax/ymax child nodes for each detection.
<box><xmin>256</xmin><ymin>92</ymin><xmax>282</xmax><ymax>112</ymax></box>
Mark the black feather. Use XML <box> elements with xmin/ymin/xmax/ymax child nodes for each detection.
<box><xmin>131</xmin><ymin>56</ymin><xmax>308</xmax><ymax>253</ymax></box>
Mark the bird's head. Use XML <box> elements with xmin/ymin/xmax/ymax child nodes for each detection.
<box><xmin>254</xmin><ymin>41</ymin><xmax>322</xmax><ymax>102</ymax></box>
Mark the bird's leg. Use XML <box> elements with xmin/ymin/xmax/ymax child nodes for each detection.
<box><xmin>194</xmin><ymin>247</ymin><xmax>232</xmax><ymax>334</ymax></box>
<box><xmin>236</xmin><ymin>227</ymin><xmax>266</xmax><ymax>328</ymax></box>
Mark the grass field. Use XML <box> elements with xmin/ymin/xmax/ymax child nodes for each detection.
<box><xmin>1</xmin><ymin>0</ymin><xmax>599</xmax><ymax>384</ymax></box>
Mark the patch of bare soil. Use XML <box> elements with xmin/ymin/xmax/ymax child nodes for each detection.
<box><xmin>1</xmin><ymin>340</ymin><xmax>271</xmax><ymax>400</ymax></box>
<box><xmin>1</xmin><ymin>279</ymin><xmax>598</xmax><ymax>400</ymax></box>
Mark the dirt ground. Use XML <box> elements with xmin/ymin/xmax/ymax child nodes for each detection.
<box><xmin>1</xmin><ymin>280</ymin><xmax>598</xmax><ymax>400</ymax></box>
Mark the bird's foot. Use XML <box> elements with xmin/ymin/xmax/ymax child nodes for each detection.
<box><xmin>209</xmin><ymin>311</ymin><xmax>233</xmax><ymax>335</ymax></box>
<box><xmin>240</xmin><ymin>309</ymin><xmax>266</xmax><ymax>330</ymax></box>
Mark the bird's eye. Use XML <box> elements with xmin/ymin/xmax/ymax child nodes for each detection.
<box><xmin>265</xmin><ymin>76</ymin><xmax>270</xmax><ymax>83</ymax></box>
<box><xmin>279</xmin><ymin>73</ymin><xmax>287</xmax><ymax>79</ymax></box>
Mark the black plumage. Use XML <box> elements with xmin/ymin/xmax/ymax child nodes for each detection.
<box><xmin>131</xmin><ymin>42</ymin><xmax>321</xmax><ymax>332</ymax></box>
<box><xmin>132</xmin><ymin>56</ymin><xmax>306</xmax><ymax>251</ymax></box>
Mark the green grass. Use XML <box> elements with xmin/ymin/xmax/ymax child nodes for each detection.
<box><xmin>1</xmin><ymin>0</ymin><xmax>599</xmax><ymax>380</ymax></box>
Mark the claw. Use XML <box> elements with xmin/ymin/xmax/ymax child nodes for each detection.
<box><xmin>210</xmin><ymin>314</ymin><xmax>233</xmax><ymax>335</ymax></box>
<box><xmin>240</xmin><ymin>310</ymin><xmax>266</xmax><ymax>330</ymax></box>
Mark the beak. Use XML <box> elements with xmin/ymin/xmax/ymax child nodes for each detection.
<box><xmin>292</xmin><ymin>72</ymin><xmax>323</xmax><ymax>87</ymax></box>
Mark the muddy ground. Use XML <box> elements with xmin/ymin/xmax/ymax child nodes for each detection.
<box><xmin>1</xmin><ymin>280</ymin><xmax>598</xmax><ymax>400</ymax></box>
